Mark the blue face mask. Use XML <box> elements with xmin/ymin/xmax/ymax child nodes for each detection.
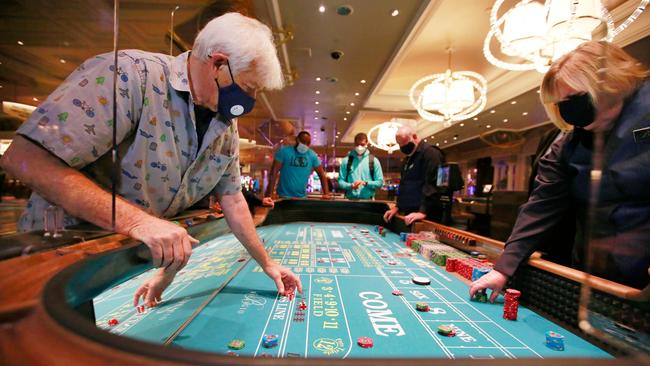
<box><xmin>215</xmin><ymin>60</ymin><xmax>255</xmax><ymax>122</ymax></box>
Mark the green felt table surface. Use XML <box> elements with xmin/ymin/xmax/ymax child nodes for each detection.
<box><xmin>94</xmin><ymin>222</ymin><xmax>611</xmax><ymax>359</ymax></box>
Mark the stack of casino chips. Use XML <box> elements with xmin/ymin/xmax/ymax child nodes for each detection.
<box><xmin>455</xmin><ymin>258</ymin><xmax>493</xmax><ymax>281</ymax></box>
<box><xmin>415</xmin><ymin>302</ymin><xmax>430</xmax><ymax>312</ymax></box>
<box><xmin>503</xmin><ymin>289</ymin><xmax>521</xmax><ymax>321</ymax></box>
<box><xmin>262</xmin><ymin>334</ymin><xmax>278</xmax><ymax>348</ymax></box>
<box><xmin>400</xmin><ymin>232</ymin><xmax>408</xmax><ymax>241</ymax></box>
<box><xmin>445</xmin><ymin>257</ymin><xmax>458</xmax><ymax>272</ymax></box>
<box><xmin>545</xmin><ymin>331</ymin><xmax>565</xmax><ymax>351</ymax></box>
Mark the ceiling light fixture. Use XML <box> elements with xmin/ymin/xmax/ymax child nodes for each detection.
<box><xmin>483</xmin><ymin>0</ymin><xmax>648</xmax><ymax>73</ymax></box>
<box><xmin>315</xmin><ymin>110</ymin><xmax>319</xmax><ymax>113</ymax></box>
<box><xmin>503</xmin><ymin>118</ymin><xmax>509</xmax><ymax>122</ymax></box>
<box><xmin>460</xmin><ymin>123</ymin><xmax>465</xmax><ymax>127</ymax></box>
<box><xmin>343</xmin><ymin>118</ymin><xmax>347</xmax><ymax>121</ymax></box>
<box><xmin>315</xmin><ymin>77</ymin><xmax>321</xmax><ymax>81</ymax></box>
<box><xmin>17</xmin><ymin>41</ymin><xmax>24</xmax><ymax>46</ymax></box>
<box><xmin>522</xmin><ymin>111</ymin><xmax>529</xmax><ymax>115</ymax></box>
<box><xmin>490</xmin><ymin>110</ymin><xmax>496</xmax><ymax>114</ymax></box>
<box><xmin>319</xmin><ymin>5</ymin><xmax>325</xmax><ymax>13</ymax></box>
<box><xmin>368</xmin><ymin>119</ymin><xmax>403</xmax><ymax>153</ymax></box>
<box><xmin>346</xmin><ymin>111</ymin><xmax>351</xmax><ymax>114</ymax></box>
<box><xmin>510</xmin><ymin>100</ymin><xmax>517</xmax><ymax>104</ymax></box>
<box><xmin>409</xmin><ymin>47</ymin><xmax>487</xmax><ymax>126</ymax></box>
<box><xmin>315</xmin><ymin>90</ymin><xmax>320</xmax><ymax>94</ymax></box>
<box><xmin>33</xmin><ymin>97</ymin><xmax>39</xmax><ymax>101</ymax></box>
<box><xmin>59</xmin><ymin>59</ymin><xmax>66</xmax><ymax>64</ymax></box>
<box><xmin>350</xmin><ymin>102</ymin><xmax>355</xmax><ymax>106</ymax></box>
<box><xmin>391</xmin><ymin>9</ymin><xmax>400</xmax><ymax>17</ymax></box>
<box><xmin>315</xmin><ymin>101</ymin><xmax>319</xmax><ymax>105</ymax></box>
<box><xmin>354</xmin><ymin>92</ymin><xmax>360</xmax><ymax>96</ymax></box>
<box><xmin>486</xmin><ymin>124</ymin><xmax>492</xmax><ymax>128</ymax></box>
<box><xmin>360</xmin><ymin>80</ymin><xmax>366</xmax><ymax>84</ymax></box>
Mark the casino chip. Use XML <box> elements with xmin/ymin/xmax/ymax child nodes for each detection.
<box><xmin>387</xmin><ymin>260</ymin><xmax>398</xmax><ymax>265</ymax></box>
<box><xmin>545</xmin><ymin>331</ymin><xmax>565</xmax><ymax>351</ymax></box>
<box><xmin>107</xmin><ymin>318</ymin><xmax>119</xmax><ymax>326</ymax></box>
<box><xmin>437</xmin><ymin>325</ymin><xmax>456</xmax><ymax>337</ymax></box>
<box><xmin>391</xmin><ymin>289</ymin><xmax>403</xmax><ymax>296</ymax></box>
<box><xmin>415</xmin><ymin>302</ymin><xmax>430</xmax><ymax>312</ymax></box>
<box><xmin>360</xmin><ymin>229</ymin><xmax>369</xmax><ymax>233</ymax></box>
<box><xmin>228</xmin><ymin>339</ymin><xmax>246</xmax><ymax>350</ymax></box>
<box><xmin>412</xmin><ymin>276</ymin><xmax>431</xmax><ymax>285</ymax></box>
<box><xmin>262</xmin><ymin>334</ymin><xmax>278</xmax><ymax>348</ymax></box>
<box><xmin>357</xmin><ymin>336</ymin><xmax>374</xmax><ymax>348</ymax></box>
<box><xmin>470</xmin><ymin>251</ymin><xmax>480</xmax><ymax>257</ymax></box>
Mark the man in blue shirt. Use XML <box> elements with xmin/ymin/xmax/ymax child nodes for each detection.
<box><xmin>338</xmin><ymin>133</ymin><xmax>384</xmax><ymax>199</ymax></box>
<box><xmin>266</xmin><ymin>131</ymin><xmax>330</xmax><ymax>198</ymax></box>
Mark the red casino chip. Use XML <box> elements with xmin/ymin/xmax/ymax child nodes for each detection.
<box><xmin>357</xmin><ymin>336</ymin><xmax>374</xmax><ymax>348</ymax></box>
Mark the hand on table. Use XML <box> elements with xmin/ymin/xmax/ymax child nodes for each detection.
<box><xmin>469</xmin><ymin>269</ymin><xmax>508</xmax><ymax>303</ymax></box>
<box><xmin>383</xmin><ymin>207</ymin><xmax>398</xmax><ymax>223</ymax></box>
<box><xmin>262</xmin><ymin>197</ymin><xmax>275</xmax><ymax>208</ymax></box>
<box><xmin>263</xmin><ymin>263</ymin><xmax>303</xmax><ymax>296</ymax></box>
<box><xmin>321</xmin><ymin>193</ymin><xmax>332</xmax><ymax>200</ymax></box>
<box><xmin>133</xmin><ymin>268</ymin><xmax>176</xmax><ymax>308</ymax></box>
<box><xmin>128</xmin><ymin>216</ymin><xmax>199</xmax><ymax>270</ymax></box>
<box><xmin>351</xmin><ymin>180</ymin><xmax>366</xmax><ymax>190</ymax></box>
<box><xmin>404</xmin><ymin>212</ymin><xmax>426</xmax><ymax>225</ymax></box>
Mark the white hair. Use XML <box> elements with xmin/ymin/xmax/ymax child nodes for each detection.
<box><xmin>396</xmin><ymin>125</ymin><xmax>417</xmax><ymax>139</ymax></box>
<box><xmin>193</xmin><ymin>12</ymin><xmax>284</xmax><ymax>90</ymax></box>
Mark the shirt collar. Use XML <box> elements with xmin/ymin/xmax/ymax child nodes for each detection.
<box><xmin>170</xmin><ymin>51</ymin><xmax>191</xmax><ymax>92</ymax></box>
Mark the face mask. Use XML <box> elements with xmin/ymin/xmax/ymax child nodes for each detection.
<box><xmin>215</xmin><ymin>60</ymin><xmax>255</xmax><ymax>122</ymax></box>
<box><xmin>558</xmin><ymin>93</ymin><xmax>595</xmax><ymax>128</ymax></box>
<box><xmin>296</xmin><ymin>143</ymin><xmax>309</xmax><ymax>154</ymax></box>
<box><xmin>354</xmin><ymin>145</ymin><xmax>367</xmax><ymax>155</ymax></box>
<box><xmin>400</xmin><ymin>141</ymin><xmax>416</xmax><ymax>155</ymax></box>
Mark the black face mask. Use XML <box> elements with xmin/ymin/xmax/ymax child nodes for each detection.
<box><xmin>558</xmin><ymin>93</ymin><xmax>595</xmax><ymax>128</ymax></box>
<box><xmin>400</xmin><ymin>141</ymin><xmax>416</xmax><ymax>155</ymax></box>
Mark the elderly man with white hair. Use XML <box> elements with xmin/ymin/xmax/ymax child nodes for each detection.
<box><xmin>383</xmin><ymin>126</ymin><xmax>445</xmax><ymax>225</ymax></box>
<box><xmin>1</xmin><ymin>12</ymin><xmax>302</xmax><ymax>307</ymax></box>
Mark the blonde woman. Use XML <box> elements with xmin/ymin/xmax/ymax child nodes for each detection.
<box><xmin>471</xmin><ymin>41</ymin><xmax>650</xmax><ymax>300</ymax></box>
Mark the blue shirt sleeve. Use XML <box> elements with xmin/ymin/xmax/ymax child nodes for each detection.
<box><xmin>310</xmin><ymin>150</ymin><xmax>321</xmax><ymax>168</ymax></box>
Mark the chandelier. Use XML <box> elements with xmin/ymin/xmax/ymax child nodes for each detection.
<box><xmin>484</xmin><ymin>0</ymin><xmax>649</xmax><ymax>73</ymax></box>
<box><xmin>367</xmin><ymin>119</ymin><xmax>403</xmax><ymax>153</ymax></box>
<box><xmin>409</xmin><ymin>49</ymin><xmax>488</xmax><ymax>125</ymax></box>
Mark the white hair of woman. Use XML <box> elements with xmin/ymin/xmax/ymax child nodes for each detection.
<box><xmin>192</xmin><ymin>12</ymin><xmax>284</xmax><ymax>90</ymax></box>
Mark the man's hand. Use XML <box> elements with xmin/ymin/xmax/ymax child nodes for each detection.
<box><xmin>263</xmin><ymin>263</ymin><xmax>303</xmax><ymax>296</ymax></box>
<box><xmin>469</xmin><ymin>270</ymin><xmax>508</xmax><ymax>303</ymax></box>
<box><xmin>351</xmin><ymin>180</ymin><xmax>365</xmax><ymax>190</ymax></box>
<box><xmin>133</xmin><ymin>268</ymin><xmax>177</xmax><ymax>308</ymax></box>
<box><xmin>321</xmin><ymin>192</ymin><xmax>332</xmax><ymax>200</ymax></box>
<box><xmin>404</xmin><ymin>212</ymin><xmax>426</xmax><ymax>225</ymax></box>
<box><xmin>262</xmin><ymin>197</ymin><xmax>275</xmax><ymax>208</ymax></box>
<box><xmin>128</xmin><ymin>217</ymin><xmax>199</xmax><ymax>270</ymax></box>
<box><xmin>383</xmin><ymin>207</ymin><xmax>398</xmax><ymax>223</ymax></box>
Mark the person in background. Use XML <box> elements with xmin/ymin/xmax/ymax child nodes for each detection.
<box><xmin>338</xmin><ymin>132</ymin><xmax>383</xmax><ymax>199</ymax></box>
<box><xmin>265</xmin><ymin>131</ymin><xmax>330</xmax><ymax>199</ymax></box>
<box><xmin>0</xmin><ymin>13</ymin><xmax>302</xmax><ymax>307</ymax></box>
<box><xmin>383</xmin><ymin>126</ymin><xmax>444</xmax><ymax>225</ymax></box>
<box><xmin>470</xmin><ymin>41</ymin><xmax>650</xmax><ymax>301</ymax></box>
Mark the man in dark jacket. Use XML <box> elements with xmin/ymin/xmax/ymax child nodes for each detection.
<box><xmin>383</xmin><ymin>126</ymin><xmax>444</xmax><ymax>225</ymax></box>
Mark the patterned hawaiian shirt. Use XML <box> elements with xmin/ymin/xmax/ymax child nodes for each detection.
<box><xmin>16</xmin><ymin>50</ymin><xmax>241</xmax><ymax>231</ymax></box>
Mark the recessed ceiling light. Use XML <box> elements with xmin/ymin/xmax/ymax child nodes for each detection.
<box><xmin>331</xmin><ymin>144</ymin><xmax>335</xmax><ymax>147</ymax></box>
<box><xmin>315</xmin><ymin>101</ymin><xmax>319</xmax><ymax>105</ymax></box>
<box><xmin>346</xmin><ymin>111</ymin><xmax>350</xmax><ymax>114</ymax></box>
<box><xmin>391</xmin><ymin>9</ymin><xmax>399</xmax><ymax>16</ymax></box>
<box><xmin>510</xmin><ymin>100</ymin><xmax>517</xmax><ymax>104</ymax></box>
<box><xmin>522</xmin><ymin>112</ymin><xmax>528</xmax><ymax>116</ymax></box>
<box><xmin>486</xmin><ymin>124</ymin><xmax>491</xmax><ymax>128</ymax></box>
<box><xmin>436</xmin><ymin>143</ymin><xmax>440</xmax><ymax>146</ymax></box>
<box><xmin>0</xmin><ymin>85</ymin><xmax>3</xmax><ymax>89</ymax></box>
<box><xmin>17</xmin><ymin>41</ymin><xmax>24</xmax><ymax>46</ymax></box>
<box><xmin>473</xmin><ymin>117</ymin><xmax>478</xmax><ymax>120</ymax></box>
<box><xmin>343</xmin><ymin>118</ymin><xmax>347</xmax><ymax>121</ymax></box>
<box><xmin>314</xmin><ymin>117</ymin><xmax>318</xmax><ymax>119</ymax></box>
<box><xmin>315</xmin><ymin>77</ymin><xmax>321</xmax><ymax>81</ymax></box>
<box><xmin>319</xmin><ymin>5</ymin><xmax>325</xmax><ymax>13</ymax></box>
<box><xmin>444</xmin><ymin>140</ymin><xmax>448</xmax><ymax>143</ymax></box>
<box><xmin>349</xmin><ymin>102</ymin><xmax>355</xmax><ymax>106</ymax></box>
<box><xmin>360</xmin><ymin>80</ymin><xmax>366</xmax><ymax>84</ymax></box>
<box><xmin>354</xmin><ymin>92</ymin><xmax>359</xmax><ymax>96</ymax></box>
<box><xmin>503</xmin><ymin>119</ymin><xmax>508</xmax><ymax>122</ymax></box>
<box><xmin>33</xmin><ymin>97</ymin><xmax>39</xmax><ymax>101</ymax></box>
<box><xmin>453</xmin><ymin>136</ymin><xmax>458</xmax><ymax>140</ymax></box>
<box><xmin>315</xmin><ymin>90</ymin><xmax>320</xmax><ymax>94</ymax></box>
<box><xmin>315</xmin><ymin>110</ymin><xmax>319</xmax><ymax>113</ymax></box>
<box><xmin>490</xmin><ymin>110</ymin><xmax>495</xmax><ymax>114</ymax></box>
<box><xmin>460</xmin><ymin>123</ymin><xmax>465</xmax><ymax>127</ymax></box>
<box><xmin>424</xmin><ymin>139</ymin><xmax>427</xmax><ymax>142</ymax></box>
<box><xmin>59</xmin><ymin>59</ymin><xmax>66</xmax><ymax>64</ymax></box>
<box><xmin>536</xmin><ymin>89</ymin><xmax>541</xmax><ymax>94</ymax></box>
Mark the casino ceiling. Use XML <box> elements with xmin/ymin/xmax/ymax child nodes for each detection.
<box><xmin>0</xmin><ymin>0</ymin><xmax>649</xmax><ymax>164</ymax></box>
